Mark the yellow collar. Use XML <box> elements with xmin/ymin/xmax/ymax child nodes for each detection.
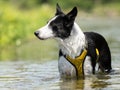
<box><xmin>66</xmin><ymin>48</ymin><xmax>99</xmax><ymax>78</ymax></box>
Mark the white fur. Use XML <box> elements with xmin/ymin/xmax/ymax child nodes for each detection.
<box><xmin>58</xmin><ymin>56</ymin><xmax>93</xmax><ymax>77</ymax></box>
<box><xmin>36</xmin><ymin>16</ymin><xmax>93</xmax><ymax>76</ymax></box>
<box><xmin>57</xmin><ymin>23</ymin><xmax>93</xmax><ymax>76</ymax></box>
<box><xmin>58</xmin><ymin>56</ymin><xmax>76</xmax><ymax>78</ymax></box>
<box><xmin>84</xmin><ymin>56</ymin><xmax>92</xmax><ymax>75</ymax></box>
<box><xmin>36</xmin><ymin>16</ymin><xmax>58</xmax><ymax>39</ymax></box>
<box><xmin>56</xmin><ymin>23</ymin><xmax>87</xmax><ymax>58</ymax></box>
<box><xmin>36</xmin><ymin>16</ymin><xmax>87</xmax><ymax>58</ymax></box>
<box><xmin>37</xmin><ymin>24</ymin><xmax>54</xmax><ymax>39</ymax></box>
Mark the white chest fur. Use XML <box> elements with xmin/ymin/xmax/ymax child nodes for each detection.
<box><xmin>58</xmin><ymin>56</ymin><xmax>93</xmax><ymax>78</ymax></box>
<box><xmin>56</xmin><ymin>23</ymin><xmax>87</xmax><ymax>59</ymax></box>
<box><xmin>58</xmin><ymin>56</ymin><xmax>76</xmax><ymax>78</ymax></box>
<box><xmin>57</xmin><ymin>23</ymin><xmax>93</xmax><ymax>77</ymax></box>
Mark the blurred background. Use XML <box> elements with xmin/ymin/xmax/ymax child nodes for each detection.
<box><xmin>0</xmin><ymin>1</ymin><xmax>120</xmax><ymax>89</ymax></box>
<box><xmin>0</xmin><ymin>0</ymin><xmax>120</xmax><ymax>61</ymax></box>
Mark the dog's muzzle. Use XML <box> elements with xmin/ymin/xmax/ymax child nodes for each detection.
<box><xmin>34</xmin><ymin>31</ymin><xmax>39</xmax><ymax>36</ymax></box>
<box><xmin>34</xmin><ymin>31</ymin><xmax>45</xmax><ymax>40</ymax></box>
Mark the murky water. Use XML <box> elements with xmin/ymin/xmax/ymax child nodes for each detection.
<box><xmin>0</xmin><ymin>18</ymin><xmax>120</xmax><ymax>90</ymax></box>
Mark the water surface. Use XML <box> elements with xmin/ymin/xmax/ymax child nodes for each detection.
<box><xmin>0</xmin><ymin>18</ymin><xmax>120</xmax><ymax>90</ymax></box>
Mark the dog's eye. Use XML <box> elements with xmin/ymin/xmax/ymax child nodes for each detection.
<box><xmin>52</xmin><ymin>26</ymin><xmax>58</xmax><ymax>31</ymax></box>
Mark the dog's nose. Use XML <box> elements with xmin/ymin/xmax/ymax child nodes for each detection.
<box><xmin>34</xmin><ymin>31</ymin><xmax>39</xmax><ymax>36</ymax></box>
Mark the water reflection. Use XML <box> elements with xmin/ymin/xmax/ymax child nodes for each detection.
<box><xmin>59</xmin><ymin>75</ymin><xmax>111</xmax><ymax>90</ymax></box>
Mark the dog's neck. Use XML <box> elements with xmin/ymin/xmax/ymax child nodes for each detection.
<box><xmin>56</xmin><ymin>23</ymin><xmax>87</xmax><ymax>58</ymax></box>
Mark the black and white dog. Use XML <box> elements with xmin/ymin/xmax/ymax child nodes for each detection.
<box><xmin>34</xmin><ymin>4</ymin><xmax>112</xmax><ymax>78</ymax></box>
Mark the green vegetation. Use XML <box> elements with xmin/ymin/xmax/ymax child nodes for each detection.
<box><xmin>0</xmin><ymin>2</ymin><xmax>54</xmax><ymax>60</ymax></box>
<box><xmin>0</xmin><ymin>0</ymin><xmax>120</xmax><ymax>60</ymax></box>
<box><xmin>0</xmin><ymin>2</ymin><xmax>54</xmax><ymax>47</ymax></box>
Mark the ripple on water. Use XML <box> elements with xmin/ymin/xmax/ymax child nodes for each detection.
<box><xmin>0</xmin><ymin>59</ymin><xmax>120</xmax><ymax>90</ymax></box>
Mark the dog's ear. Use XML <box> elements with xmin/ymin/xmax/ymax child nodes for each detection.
<box><xmin>66</xmin><ymin>7</ymin><xmax>77</xmax><ymax>21</ymax></box>
<box><xmin>55</xmin><ymin>3</ymin><xmax>63</xmax><ymax>15</ymax></box>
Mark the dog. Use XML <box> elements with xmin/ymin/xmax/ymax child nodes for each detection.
<box><xmin>34</xmin><ymin>4</ymin><xmax>112</xmax><ymax>78</ymax></box>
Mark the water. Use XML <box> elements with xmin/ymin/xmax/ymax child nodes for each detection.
<box><xmin>0</xmin><ymin>18</ymin><xmax>120</xmax><ymax>90</ymax></box>
<box><xmin>0</xmin><ymin>61</ymin><xmax>59</xmax><ymax>90</ymax></box>
<box><xmin>0</xmin><ymin>60</ymin><xmax>120</xmax><ymax>90</ymax></box>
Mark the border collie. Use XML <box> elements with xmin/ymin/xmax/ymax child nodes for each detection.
<box><xmin>34</xmin><ymin>4</ymin><xmax>112</xmax><ymax>78</ymax></box>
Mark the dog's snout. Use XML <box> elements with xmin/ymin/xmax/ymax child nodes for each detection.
<box><xmin>34</xmin><ymin>31</ymin><xmax>39</xmax><ymax>36</ymax></box>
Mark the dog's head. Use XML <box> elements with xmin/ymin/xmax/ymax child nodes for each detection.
<box><xmin>34</xmin><ymin>4</ymin><xmax>77</xmax><ymax>40</ymax></box>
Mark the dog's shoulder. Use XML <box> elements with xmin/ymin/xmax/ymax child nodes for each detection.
<box><xmin>84</xmin><ymin>32</ymin><xmax>107</xmax><ymax>45</ymax></box>
<box><xmin>84</xmin><ymin>32</ymin><xmax>104</xmax><ymax>39</ymax></box>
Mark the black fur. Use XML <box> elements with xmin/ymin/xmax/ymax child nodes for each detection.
<box><xmin>55</xmin><ymin>4</ymin><xmax>112</xmax><ymax>74</ymax></box>
<box><xmin>49</xmin><ymin>4</ymin><xmax>77</xmax><ymax>39</ymax></box>
<box><xmin>49</xmin><ymin>15</ymin><xmax>71</xmax><ymax>39</ymax></box>
<box><xmin>59</xmin><ymin>32</ymin><xmax>112</xmax><ymax>74</ymax></box>
<box><xmin>84</xmin><ymin>32</ymin><xmax>112</xmax><ymax>73</ymax></box>
<box><xmin>35</xmin><ymin>4</ymin><xmax>112</xmax><ymax>75</ymax></box>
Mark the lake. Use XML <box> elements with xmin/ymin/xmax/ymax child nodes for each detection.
<box><xmin>0</xmin><ymin>17</ymin><xmax>120</xmax><ymax>90</ymax></box>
